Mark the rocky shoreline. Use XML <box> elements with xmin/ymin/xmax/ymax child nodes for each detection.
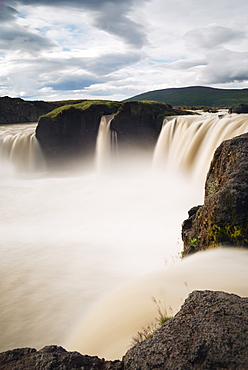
<box><xmin>0</xmin><ymin>290</ymin><xmax>247</xmax><ymax>369</ymax></box>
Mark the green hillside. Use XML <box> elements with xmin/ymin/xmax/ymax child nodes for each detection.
<box><xmin>124</xmin><ymin>86</ymin><xmax>248</xmax><ymax>107</ymax></box>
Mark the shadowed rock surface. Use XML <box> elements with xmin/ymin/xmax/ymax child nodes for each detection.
<box><xmin>36</xmin><ymin>101</ymin><xmax>121</xmax><ymax>166</ymax></box>
<box><xmin>182</xmin><ymin>132</ymin><xmax>248</xmax><ymax>255</ymax></box>
<box><xmin>0</xmin><ymin>96</ymin><xmax>63</xmax><ymax>124</ymax></box>
<box><xmin>110</xmin><ymin>101</ymin><xmax>186</xmax><ymax>150</ymax></box>
<box><xmin>0</xmin><ymin>96</ymin><xmax>38</xmax><ymax>123</ymax></box>
<box><xmin>1</xmin><ymin>291</ymin><xmax>247</xmax><ymax>369</ymax></box>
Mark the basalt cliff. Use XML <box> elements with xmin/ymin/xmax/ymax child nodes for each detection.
<box><xmin>0</xmin><ymin>96</ymin><xmax>63</xmax><ymax>124</ymax></box>
<box><xmin>35</xmin><ymin>100</ymin><xmax>189</xmax><ymax>166</ymax></box>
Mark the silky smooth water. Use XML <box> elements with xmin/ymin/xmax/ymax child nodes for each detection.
<box><xmin>0</xmin><ymin>114</ymin><xmax>248</xmax><ymax>360</ymax></box>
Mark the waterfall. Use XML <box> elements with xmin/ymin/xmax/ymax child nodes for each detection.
<box><xmin>0</xmin><ymin>123</ymin><xmax>46</xmax><ymax>174</ymax></box>
<box><xmin>153</xmin><ymin>113</ymin><xmax>248</xmax><ymax>181</ymax></box>
<box><xmin>95</xmin><ymin>114</ymin><xmax>116</xmax><ymax>171</ymax></box>
<box><xmin>0</xmin><ymin>113</ymin><xmax>248</xmax><ymax>361</ymax></box>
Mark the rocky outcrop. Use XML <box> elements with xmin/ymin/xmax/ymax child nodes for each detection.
<box><xmin>229</xmin><ymin>103</ymin><xmax>248</xmax><ymax>114</ymax></box>
<box><xmin>123</xmin><ymin>290</ymin><xmax>248</xmax><ymax>369</ymax></box>
<box><xmin>36</xmin><ymin>101</ymin><xmax>122</xmax><ymax>166</ymax></box>
<box><xmin>0</xmin><ymin>96</ymin><xmax>38</xmax><ymax>123</ymax></box>
<box><xmin>1</xmin><ymin>291</ymin><xmax>247</xmax><ymax>369</ymax></box>
<box><xmin>182</xmin><ymin>132</ymin><xmax>248</xmax><ymax>255</ymax></box>
<box><xmin>0</xmin><ymin>96</ymin><xmax>87</xmax><ymax>124</ymax></box>
<box><xmin>0</xmin><ymin>345</ymin><xmax>122</xmax><ymax>370</ymax></box>
<box><xmin>110</xmin><ymin>101</ymin><xmax>186</xmax><ymax>149</ymax></box>
<box><xmin>36</xmin><ymin>100</ymin><xmax>189</xmax><ymax>166</ymax></box>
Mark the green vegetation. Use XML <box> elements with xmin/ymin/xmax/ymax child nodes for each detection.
<box><xmin>40</xmin><ymin>99</ymin><xmax>190</xmax><ymax>122</ymax></box>
<box><xmin>42</xmin><ymin>100</ymin><xmax>122</xmax><ymax>120</ymax></box>
<box><xmin>208</xmin><ymin>223</ymin><xmax>248</xmax><ymax>246</ymax></box>
<box><xmin>207</xmin><ymin>179</ymin><xmax>220</xmax><ymax>196</ymax></box>
<box><xmin>189</xmin><ymin>237</ymin><xmax>199</xmax><ymax>248</ymax></box>
<box><xmin>130</xmin><ymin>297</ymin><xmax>172</xmax><ymax>347</ymax></box>
<box><xmin>124</xmin><ymin>86</ymin><xmax>248</xmax><ymax>107</ymax></box>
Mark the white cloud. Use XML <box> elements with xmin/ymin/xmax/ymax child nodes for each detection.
<box><xmin>185</xmin><ymin>25</ymin><xmax>246</xmax><ymax>50</ymax></box>
<box><xmin>1</xmin><ymin>0</ymin><xmax>248</xmax><ymax>100</ymax></box>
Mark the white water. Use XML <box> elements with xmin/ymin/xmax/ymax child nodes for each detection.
<box><xmin>95</xmin><ymin>114</ymin><xmax>115</xmax><ymax>171</ymax></box>
<box><xmin>0</xmin><ymin>114</ymin><xmax>248</xmax><ymax>360</ymax></box>
<box><xmin>153</xmin><ymin>113</ymin><xmax>248</xmax><ymax>182</ymax></box>
<box><xmin>0</xmin><ymin>123</ymin><xmax>46</xmax><ymax>174</ymax></box>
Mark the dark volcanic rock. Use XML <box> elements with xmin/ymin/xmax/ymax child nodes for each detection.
<box><xmin>0</xmin><ymin>96</ymin><xmax>38</xmax><ymax>123</ymax></box>
<box><xmin>182</xmin><ymin>132</ymin><xmax>248</xmax><ymax>255</ymax></box>
<box><xmin>229</xmin><ymin>103</ymin><xmax>248</xmax><ymax>114</ymax></box>
<box><xmin>110</xmin><ymin>101</ymin><xmax>185</xmax><ymax>149</ymax></box>
<box><xmin>36</xmin><ymin>102</ymin><xmax>121</xmax><ymax>166</ymax></box>
<box><xmin>1</xmin><ymin>291</ymin><xmax>247</xmax><ymax>369</ymax></box>
<box><xmin>0</xmin><ymin>345</ymin><xmax>123</xmax><ymax>370</ymax></box>
<box><xmin>36</xmin><ymin>100</ymin><xmax>188</xmax><ymax>166</ymax></box>
<box><xmin>0</xmin><ymin>96</ymin><xmax>66</xmax><ymax>124</ymax></box>
<box><xmin>123</xmin><ymin>290</ymin><xmax>248</xmax><ymax>369</ymax></box>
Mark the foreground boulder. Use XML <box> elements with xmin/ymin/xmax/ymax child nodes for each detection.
<box><xmin>182</xmin><ymin>132</ymin><xmax>248</xmax><ymax>255</ymax></box>
<box><xmin>0</xmin><ymin>291</ymin><xmax>247</xmax><ymax>369</ymax></box>
<box><xmin>124</xmin><ymin>290</ymin><xmax>248</xmax><ymax>369</ymax></box>
<box><xmin>0</xmin><ymin>345</ymin><xmax>122</xmax><ymax>370</ymax></box>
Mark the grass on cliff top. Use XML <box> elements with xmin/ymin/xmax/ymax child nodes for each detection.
<box><xmin>116</xmin><ymin>100</ymin><xmax>191</xmax><ymax>116</ymax></box>
<box><xmin>43</xmin><ymin>100</ymin><xmax>122</xmax><ymax>119</ymax></box>
<box><xmin>41</xmin><ymin>99</ymin><xmax>190</xmax><ymax>121</ymax></box>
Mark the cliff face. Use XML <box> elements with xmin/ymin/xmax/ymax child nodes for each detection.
<box><xmin>182</xmin><ymin>132</ymin><xmax>248</xmax><ymax>255</ymax></box>
<box><xmin>110</xmin><ymin>101</ymin><xmax>185</xmax><ymax>149</ymax></box>
<box><xmin>36</xmin><ymin>101</ymin><xmax>122</xmax><ymax>165</ymax></box>
<box><xmin>0</xmin><ymin>96</ymin><xmax>86</xmax><ymax>124</ymax></box>
<box><xmin>0</xmin><ymin>97</ymin><xmax>38</xmax><ymax>124</ymax></box>
<box><xmin>0</xmin><ymin>291</ymin><xmax>247</xmax><ymax>369</ymax></box>
<box><xmin>36</xmin><ymin>100</ymin><xmax>189</xmax><ymax>166</ymax></box>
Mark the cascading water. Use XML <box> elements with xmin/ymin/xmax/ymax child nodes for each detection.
<box><xmin>0</xmin><ymin>113</ymin><xmax>248</xmax><ymax>360</ymax></box>
<box><xmin>95</xmin><ymin>114</ymin><xmax>115</xmax><ymax>171</ymax></box>
<box><xmin>0</xmin><ymin>123</ymin><xmax>46</xmax><ymax>174</ymax></box>
<box><xmin>153</xmin><ymin>113</ymin><xmax>248</xmax><ymax>183</ymax></box>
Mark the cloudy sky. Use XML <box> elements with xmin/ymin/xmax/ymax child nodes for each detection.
<box><xmin>1</xmin><ymin>0</ymin><xmax>248</xmax><ymax>101</ymax></box>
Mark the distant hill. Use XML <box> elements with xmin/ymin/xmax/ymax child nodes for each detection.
<box><xmin>124</xmin><ymin>86</ymin><xmax>248</xmax><ymax>107</ymax></box>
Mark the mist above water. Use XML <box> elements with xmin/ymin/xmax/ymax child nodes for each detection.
<box><xmin>0</xmin><ymin>113</ymin><xmax>247</xmax><ymax>359</ymax></box>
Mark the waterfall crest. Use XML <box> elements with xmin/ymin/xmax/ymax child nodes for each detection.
<box><xmin>153</xmin><ymin>113</ymin><xmax>248</xmax><ymax>180</ymax></box>
<box><xmin>0</xmin><ymin>123</ymin><xmax>46</xmax><ymax>173</ymax></box>
<box><xmin>1</xmin><ymin>114</ymin><xmax>247</xmax><ymax>176</ymax></box>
